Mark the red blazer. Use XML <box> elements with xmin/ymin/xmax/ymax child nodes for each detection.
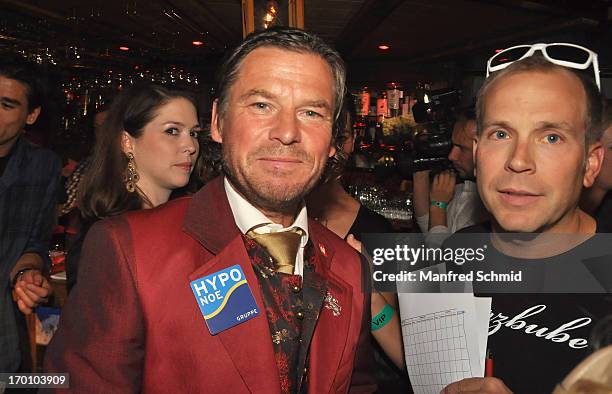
<box><xmin>44</xmin><ymin>177</ymin><xmax>375</xmax><ymax>393</ymax></box>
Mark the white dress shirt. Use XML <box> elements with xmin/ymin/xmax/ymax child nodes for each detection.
<box><xmin>416</xmin><ymin>180</ymin><xmax>485</xmax><ymax>248</ymax></box>
<box><xmin>224</xmin><ymin>177</ymin><xmax>309</xmax><ymax>277</ymax></box>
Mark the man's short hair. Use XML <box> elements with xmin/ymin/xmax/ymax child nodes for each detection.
<box><xmin>475</xmin><ymin>54</ymin><xmax>603</xmax><ymax>147</ymax></box>
<box><xmin>0</xmin><ymin>56</ymin><xmax>44</xmax><ymax>112</ymax></box>
<box><xmin>456</xmin><ymin>106</ymin><xmax>476</xmax><ymax>124</ymax></box>
<box><xmin>454</xmin><ymin>106</ymin><xmax>477</xmax><ymax>136</ymax></box>
<box><xmin>214</xmin><ymin>27</ymin><xmax>346</xmax><ymax>129</ymax></box>
<box><xmin>603</xmin><ymin>101</ymin><xmax>612</xmax><ymax>131</ymax></box>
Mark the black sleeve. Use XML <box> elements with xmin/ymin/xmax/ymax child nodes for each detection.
<box><xmin>349</xmin><ymin>253</ymin><xmax>378</xmax><ymax>393</ymax></box>
<box><xmin>349</xmin><ymin>206</ymin><xmax>394</xmax><ymax>241</ymax></box>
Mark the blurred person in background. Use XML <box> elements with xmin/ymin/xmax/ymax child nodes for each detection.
<box><xmin>307</xmin><ymin>95</ymin><xmax>407</xmax><ymax>391</ymax></box>
<box><xmin>65</xmin><ymin>84</ymin><xmax>201</xmax><ymax>292</ymax></box>
<box><xmin>412</xmin><ymin>107</ymin><xmax>486</xmax><ymax>247</ymax></box>
<box><xmin>59</xmin><ymin>104</ymin><xmax>111</xmax><ymax>219</ymax></box>
<box><xmin>308</xmin><ymin>95</ymin><xmax>393</xmax><ymax>241</ymax></box>
<box><xmin>580</xmin><ymin>103</ymin><xmax>612</xmax><ymax>232</ymax></box>
<box><xmin>59</xmin><ymin>104</ymin><xmax>112</xmax><ymax>261</ymax></box>
<box><xmin>0</xmin><ymin>57</ymin><xmax>61</xmax><ymax>372</ymax></box>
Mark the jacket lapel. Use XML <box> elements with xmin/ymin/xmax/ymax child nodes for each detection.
<box><xmin>307</xmin><ymin>223</ymin><xmax>354</xmax><ymax>394</ymax></box>
<box><xmin>184</xmin><ymin>178</ymin><xmax>280</xmax><ymax>393</ymax></box>
<box><xmin>182</xmin><ymin>179</ymin><xmax>354</xmax><ymax>393</ymax></box>
<box><xmin>188</xmin><ymin>235</ymin><xmax>281</xmax><ymax>394</ymax></box>
<box><xmin>182</xmin><ymin>177</ymin><xmax>240</xmax><ymax>254</ymax></box>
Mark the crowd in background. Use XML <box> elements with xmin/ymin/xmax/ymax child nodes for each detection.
<box><xmin>2</xmin><ymin>26</ymin><xmax>612</xmax><ymax>393</ymax></box>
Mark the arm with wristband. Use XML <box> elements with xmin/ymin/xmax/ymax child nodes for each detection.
<box><xmin>429</xmin><ymin>171</ymin><xmax>456</xmax><ymax>231</ymax></box>
<box><xmin>412</xmin><ymin>170</ymin><xmax>432</xmax><ymax>233</ymax></box>
<box><xmin>347</xmin><ymin>235</ymin><xmax>405</xmax><ymax>370</ymax></box>
<box><xmin>370</xmin><ymin>291</ymin><xmax>404</xmax><ymax>370</ymax></box>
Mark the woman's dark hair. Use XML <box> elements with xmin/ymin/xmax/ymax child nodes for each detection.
<box><xmin>78</xmin><ymin>84</ymin><xmax>197</xmax><ymax>221</ymax></box>
<box><xmin>188</xmin><ymin>137</ymin><xmax>223</xmax><ymax>188</ymax></box>
<box><xmin>323</xmin><ymin>92</ymin><xmax>356</xmax><ymax>182</ymax></box>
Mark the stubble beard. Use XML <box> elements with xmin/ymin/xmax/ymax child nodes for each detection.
<box><xmin>222</xmin><ymin>146</ymin><xmax>325</xmax><ymax>215</ymax></box>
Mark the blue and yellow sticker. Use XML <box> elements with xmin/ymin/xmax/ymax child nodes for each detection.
<box><xmin>190</xmin><ymin>265</ymin><xmax>259</xmax><ymax>335</ymax></box>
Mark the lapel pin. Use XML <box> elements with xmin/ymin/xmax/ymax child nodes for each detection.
<box><xmin>318</xmin><ymin>243</ymin><xmax>327</xmax><ymax>256</ymax></box>
<box><xmin>324</xmin><ymin>291</ymin><xmax>341</xmax><ymax>317</ymax></box>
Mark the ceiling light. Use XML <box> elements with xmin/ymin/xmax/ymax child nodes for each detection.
<box><xmin>378</xmin><ymin>44</ymin><xmax>390</xmax><ymax>50</ymax></box>
<box><xmin>261</xmin><ymin>1</ymin><xmax>279</xmax><ymax>30</ymax></box>
<box><xmin>192</xmin><ymin>40</ymin><xmax>204</xmax><ymax>46</ymax></box>
<box><xmin>119</xmin><ymin>46</ymin><xmax>130</xmax><ymax>51</ymax></box>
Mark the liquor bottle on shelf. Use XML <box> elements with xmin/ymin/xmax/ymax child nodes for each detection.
<box><xmin>366</xmin><ymin>114</ymin><xmax>377</xmax><ymax>145</ymax></box>
<box><xmin>358</xmin><ymin>86</ymin><xmax>370</xmax><ymax>116</ymax></box>
<box><xmin>401</xmin><ymin>95</ymin><xmax>410</xmax><ymax>118</ymax></box>
<box><xmin>375</xmin><ymin>114</ymin><xmax>385</xmax><ymax>147</ymax></box>
<box><xmin>376</xmin><ymin>91</ymin><xmax>388</xmax><ymax>118</ymax></box>
<box><xmin>353</xmin><ymin>87</ymin><xmax>369</xmax><ymax>143</ymax></box>
<box><xmin>354</xmin><ymin>114</ymin><xmax>367</xmax><ymax>143</ymax></box>
<box><xmin>49</xmin><ymin>226</ymin><xmax>66</xmax><ymax>275</ymax></box>
<box><xmin>387</xmin><ymin>83</ymin><xmax>401</xmax><ymax>118</ymax></box>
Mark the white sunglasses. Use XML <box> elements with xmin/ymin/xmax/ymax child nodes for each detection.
<box><xmin>486</xmin><ymin>43</ymin><xmax>601</xmax><ymax>90</ymax></box>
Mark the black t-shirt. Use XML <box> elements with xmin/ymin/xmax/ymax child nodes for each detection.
<box><xmin>446</xmin><ymin>223</ymin><xmax>612</xmax><ymax>393</ymax></box>
<box><xmin>485</xmin><ymin>293</ymin><xmax>610</xmax><ymax>393</ymax></box>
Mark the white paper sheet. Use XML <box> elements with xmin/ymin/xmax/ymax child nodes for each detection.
<box><xmin>399</xmin><ymin>292</ymin><xmax>491</xmax><ymax>394</ymax></box>
<box><xmin>474</xmin><ymin>296</ymin><xmax>492</xmax><ymax>374</ymax></box>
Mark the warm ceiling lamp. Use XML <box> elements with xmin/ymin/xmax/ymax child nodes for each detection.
<box><xmin>378</xmin><ymin>44</ymin><xmax>390</xmax><ymax>50</ymax></box>
<box><xmin>192</xmin><ymin>40</ymin><xmax>204</xmax><ymax>46</ymax></box>
<box><xmin>119</xmin><ymin>46</ymin><xmax>130</xmax><ymax>51</ymax></box>
<box><xmin>262</xmin><ymin>0</ymin><xmax>279</xmax><ymax>29</ymax></box>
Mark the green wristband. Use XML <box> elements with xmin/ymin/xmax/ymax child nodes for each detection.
<box><xmin>430</xmin><ymin>200</ymin><xmax>448</xmax><ymax>210</ymax></box>
<box><xmin>371</xmin><ymin>303</ymin><xmax>394</xmax><ymax>331</ymax></box>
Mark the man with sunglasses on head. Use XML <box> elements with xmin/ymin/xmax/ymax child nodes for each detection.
<box><xmin>441</xmin><ymin>44</ymin><xmax>611</xmax><ymax>394</ymax></box>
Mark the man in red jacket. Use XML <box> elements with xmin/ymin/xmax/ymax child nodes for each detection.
<box><xmin>45</xmin><ymin>27</ymin><xmax>375</xmax><ymax>393</ymax></box>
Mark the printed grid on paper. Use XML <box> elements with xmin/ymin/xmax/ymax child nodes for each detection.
<box><xmin>402</xmin><ymin>309</ymin><xmax>472</xmax><ymax>394</ymax></box>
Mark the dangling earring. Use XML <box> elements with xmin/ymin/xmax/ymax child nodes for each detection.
<box><xmin>124</xmin><ymin>152</ymin><xmax>139</xmax><ymax>193</ymax></box>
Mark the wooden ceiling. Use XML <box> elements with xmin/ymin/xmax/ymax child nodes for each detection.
<box><xmin>1</xmin><ymin>0</ymin><xmax>610</xmax><ymax>86</ymax></box>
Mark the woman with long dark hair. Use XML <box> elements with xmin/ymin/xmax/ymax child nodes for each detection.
<box><xmin>67</xmin><ymin>84</ymin><xmax>201</xmax><ymax>291</ymax></box>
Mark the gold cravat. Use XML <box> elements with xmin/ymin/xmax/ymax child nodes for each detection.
<box><xmin>247</xmin><ymin>227</ymin><xmax>304</xmax><ymax>275</ymax></box>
